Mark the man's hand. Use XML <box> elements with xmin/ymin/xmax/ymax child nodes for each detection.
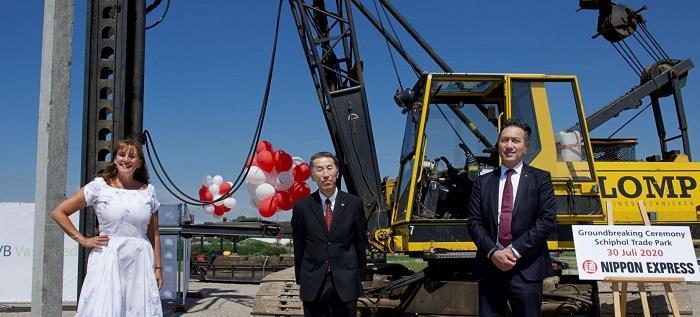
<box><xmin>491</xmin><ymin>247</ymin><xmax>518</xmax><ymax>271</ymax></box>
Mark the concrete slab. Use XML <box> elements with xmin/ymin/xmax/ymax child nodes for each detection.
<box><xmin>2</xmin><ymin>279</ymin><xmax>699</xmax><ymax>316</ymax></box>
<box><xmin>0</xmin><ymin>280</ymin><xmax>258</xmax><ymax>317</ymax></box>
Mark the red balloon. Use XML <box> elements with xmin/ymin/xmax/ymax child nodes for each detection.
<box><xmin>201</xmin><ymin>191</ymin><xmax>214</xmax><ymax>202</ymax></box>
<box><xmin>219</xmin><ymin>181</ymin><xmax>232</xmax><ymax>194</ymax></box>
<box><xmin>258</xmin><ymin>197</ymin><xmax>278</xmax><ymax>218</ymax></box>
<box><xmin>245</xmin><ymin>155</ymin><xmax>257</xmax><ymax>168</ymax></box>
<box><xmin>274</xmin><ymin>150</ymin><xmax>293</xmax><ymax>172</ymax></box>
<box><xmin>214</xmin><ymin>205</ymin><xmax>226</xmax><ymax>216</ymax></box>
<box><xmin>300</xmin><ymin>183</ymin><xmax>311</xmax><ymax>197</ymax></box>
<box><xmin>292</xmin><ymin>163</ymin><xmax>311</xmax><ymax>181</ymax></box>
<box><xmin>256</xmin><ymin>150</ymin><xmax>275</xmax><ymax>172</ymax></box>
<box><xmin>198</xmin><ymin>186</ymin><xmax>209</xmax><ymax>199</ymax></box>
<box><xmin>256</xmin><ymin>140</ymin><xmax>274</xmax><ymax>153</ymax></box>
<box><xmin>275</xmin><ymin>191</ymin><xmax>294</xmax><ymax>210</ymax></box>
<box><xmin>289</xmin><ymin>181</ymin><xmax>311</xmax><ymax>200</ymax></box>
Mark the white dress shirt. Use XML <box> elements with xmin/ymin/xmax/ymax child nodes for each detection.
<box><xmin>320</xmin><ymin>188</ymin><xmax>338</xmax><ymax>216</ymax></box>
<box><xmin>496</xmin><ymin>161</ymin><xmax>524</xmax><ymax>257</ymax></box>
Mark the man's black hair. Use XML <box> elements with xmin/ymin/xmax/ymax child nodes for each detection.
<box><xmin>309</xmin><ymin>151</ymin><xmax>340</xmax><ymax>169</ymax></box>
<box><xmin>499</xmin><ymin>117</ymin><xmax>531</xmax><ymax>141</ymax></box>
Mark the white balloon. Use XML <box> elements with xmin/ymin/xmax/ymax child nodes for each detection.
<box><xmin>246</xmin><ymin>181</ymin><xmax>258</xmax><ymax>195</ymax></box>
<box><xmin>245</xmin><ymin>166</ymin><xmax>267</xmax><ymax>185</ymax></box>
<box><xmin>250</xmin><ymin>197</ymin><xmax>259</xmax><ymax>208</ymax></box>
<box><xmin>203</xmin><ymin>204</ymin><xmax>215</xmax><ymax>215</ymax></box>
<box><xmin>254</xmin><ymin>183</ymin><xmax>276</xmax><ymax>201</ymax></box>
<box><xmin>223</xmin><ymin>197</ymin><xmax>237</xmax><ymax>209</ymax></box>
<box><xmin>291</xmin><ymin>156</ymin><xmax>304</xmax><ymax>168</ymax></box>
<box><xmin>213</xmin><ymin>194</ymin><xmax>224</xmax><ymax>206</ymax></box>
<box><xmin>265</xmin><ymin>171</ymin><xmax>278</xmax><ymax>185</ymax></box>
<box><xmin>203</xmin><ymin>175</ymin><xmax>213</xmax><ymax>187</ymax></box>
<box><xmin>212</xmin><ymin>175</ymin><xmax>224</xmax><ymax>186</ymax></box>
<box><xmin>275</xmin><ymin>171</ymin><xmax>294</xmax><ymax>191</ymax></box>
<box><xmin>208</xmin><ymin>184</ymin><xmax>220</xmax><ymax>196</ymax></box>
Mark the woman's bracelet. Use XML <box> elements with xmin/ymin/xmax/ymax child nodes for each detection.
<box><xmin>154</xmin><ymin>266</ymin><xmax>162</xmax><ymax>270</ymax></box>
<box><xmin>71</xmin><ymin>233</ymin><xmax>87</xmax><ymax>245</ymax></box>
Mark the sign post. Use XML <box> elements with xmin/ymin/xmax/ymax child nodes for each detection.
<box><xmin>572</xmin><ymin>201</ymin><xmax>698</xmax><ymax>317</ymax></box>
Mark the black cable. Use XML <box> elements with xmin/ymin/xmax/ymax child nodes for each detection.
<box><xmin>631</xmin><ymin>31</ymin><xmax>663</xmax><ymax>63</ymax></box>
<box><xmin>145</xmin><ymin>0</ymin><xmax>171</xmax><ymax>30</ymax></box>
<box><xmin>226</xmin><ymin>0</ymin><xmax>284</xmax><ymax>198</ymax></box>
<box><xmin>143</xmin><ymin>86</ymin><xmax>262</xmax><ymax>205</ymax></box>
<box><xmin>145</xmin><ymin>0</ymin><xmax>163</xmax><ymax>13</ymax></box>
<box><xmin>551</xmin><ymin>284</ymin><xmax>582</xmax><ymax>295</ymax></box>
<box><xmin>378</xmin><ymin>0</ymin><xmax>407</xmax><ymax>60</ymax></box>
<box><xmin>144</xmin><ymin>133</ymin><xmax>202</xmax><ymax>205</ymax></box>
<box><xmin>637</xmin><ymin>28</ymin><xmax>667</xmax><ymax>61</ymax></box>
<box><xmin>620</xmin><ymin>39</ymin><xmax>646</xmax><ymax>75</ymax></box>
<box><xmin>610</xmin><ymin>42</ymin><xmax>643</xmax><ymax>78</ymax></box>
<box><xmin>144</xmin><ymin>0</ymin><xmax>284</xmax><ymax>206</ymax></box>
<box><xmin>145</xmin><ymin>128</ymin><xmax>250</xmax><ymax>205</ymax></box>
<box><xmin>378</xmin><ymin>0</ymin><xmax>419</xmax><ymax>79</ymax></box>
<box><xmin>145</xmin><ymin>131</ymin><xmax>210</xmax><ymax>204</ymax></box>
<box><xmin>607</xmin><ymin>102</ymin><xmax>652</xmax><ymax>139</ymax></box>
<box><xmin>371</xmin><ymin>0</ymin><xmax>405</xmax><ymax>90</ymax></box>
<box><xmin>638</xmin><ymin>22</ymin><xmax>670</xmax><ymax>60</ymax></box>
<box><xmin>151</xmin><ymin>0</ymin><xmax>284</xmax><ymax>204</ymax></box>
<box><xmin>542</xmin><ymin>292</ymin><xmax>594</xmax><ymax>306</ymax></box>
<box><xmin>364</xmin><ymin>271</ymin><xmax>425</xmax><ymax>293</ymax></box>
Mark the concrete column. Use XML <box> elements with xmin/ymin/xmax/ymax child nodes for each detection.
<box><xmin>31</xmin><ymin>0</ymin><xmax>73</xmax><ymax>316</ymax></box>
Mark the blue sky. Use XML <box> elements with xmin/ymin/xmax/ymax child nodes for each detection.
<box><xmin>2</xmin><ymin>1</ymin><xmax>699</xmax><ymax>222</ymax></box>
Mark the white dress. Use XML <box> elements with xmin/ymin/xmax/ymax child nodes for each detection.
<box><xmin>76</xmin><ymin>177</ymin><xmax>162</xmax><ymax>317</ymax></box>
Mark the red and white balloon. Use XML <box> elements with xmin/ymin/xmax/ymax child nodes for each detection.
<box><xmin>246</xmin><ymin>140</ymin><xmax>312</xmax><ymax>218</ymax></box>
<box><xmin>198</xmin><ymin>174</ymin><xmax>236</xmax><ymax>217</ymax></box>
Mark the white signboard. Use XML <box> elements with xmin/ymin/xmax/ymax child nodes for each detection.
<box><xmin>0</xmin><ymin>202</ymin><xmax>78</xmax><ymax>302</ymax></box>
<box><xmin>572</xmin><ymin>225</ymin><xmax>700</xmax><ymax>281</ymax></box>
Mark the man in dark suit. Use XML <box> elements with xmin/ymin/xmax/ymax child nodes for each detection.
<box><xmin>292</xmin><ymin>151</ymin><xmax>367</xmax><ymax>317</ymax></box>
<box><xmin>467</xmin><ymin>118</ymin><xmax>557</xmax><ymax>317</ymax></box>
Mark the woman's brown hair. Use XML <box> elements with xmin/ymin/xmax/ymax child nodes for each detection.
<box><xmin>98</xmin><ymin>139</ymin><xmax>150</xmax><ymax>185</ymax></box>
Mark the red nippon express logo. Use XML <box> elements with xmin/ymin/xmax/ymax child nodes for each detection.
<box><xmin>582</xmin><ymin>260</ymin><xmax>598</xmax><ymax>274</ymax></box>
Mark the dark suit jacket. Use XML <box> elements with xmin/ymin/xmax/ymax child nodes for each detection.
<box><xmin>467</xmin><ymin>164</ymin><xmax>557</xmax><ymax>282</ymax></box>
<box><xmin>291</xmin><ymin>190</ymin><xmax>367</xmax><ymax>302</ymax></box>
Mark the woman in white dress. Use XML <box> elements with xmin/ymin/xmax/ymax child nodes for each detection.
<box><xmin>52</xmin><ymin>139</ymin><xmax>163</xmax><ymax>316</ymax></box>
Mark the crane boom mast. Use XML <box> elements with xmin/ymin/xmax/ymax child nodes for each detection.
<box><xmin>289</xmin><ymin>0</ymin><xmax>384</xmax><ymax>214</ymax></box>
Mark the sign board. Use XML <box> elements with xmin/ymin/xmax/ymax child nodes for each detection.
<box><xmin>158</xmin><ymin>204</ymin><xmax>189</xmax><ymax>302</ymax></box>
<box><xmin>159</xmin><ymin>235</ymin><xmax>179</xmax><ymax>300</ymax></box>
<box><xmin>572</xmin><ymin>225</ymin><xmax>700</xmax><ymax>281</ymax></box>
<box><xmin>0</xmin><ymin>202</ymin><xmax>78</xmax><ymax>302</ymax></box>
